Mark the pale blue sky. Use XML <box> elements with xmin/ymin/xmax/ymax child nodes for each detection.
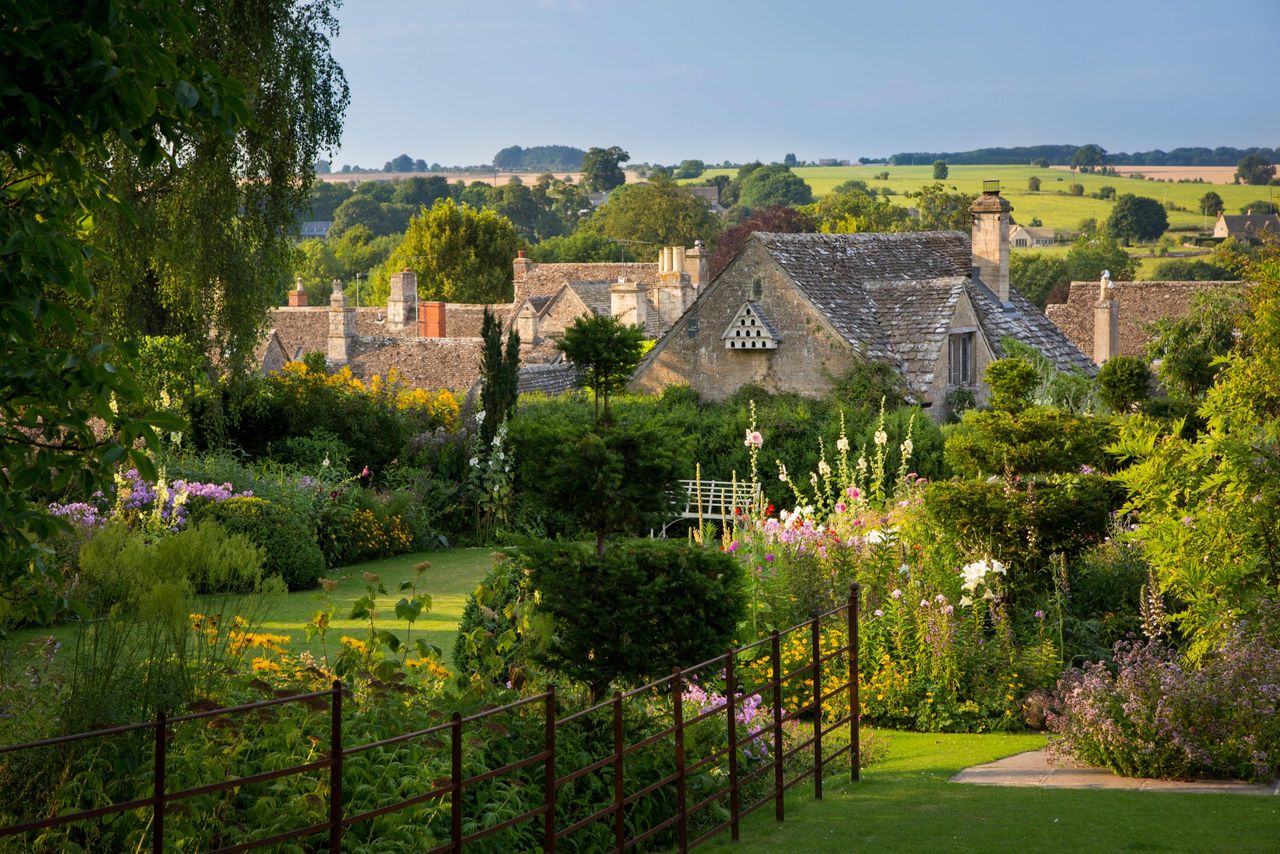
<box><xmin>328</xmin><ymin>0</ymin><xmax>1280</xmax><ymax>168</ymax></box>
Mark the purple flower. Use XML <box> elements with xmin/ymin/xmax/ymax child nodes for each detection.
<box><xmin>1035</xmin><ymin>610</ymin><xmax>1046</xmax><ymax>620</ymax></box>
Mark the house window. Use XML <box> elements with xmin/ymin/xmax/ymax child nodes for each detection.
<box><xmin>949</xmin><ymin>332</ymin><xmax>975</xmax><ymax>386</ymax></box>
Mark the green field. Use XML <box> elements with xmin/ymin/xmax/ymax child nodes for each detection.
<box><xmin>695</xmin><ymin>164</ymin><xmax>1276</xmax><ymax>233</ymax></box>
<box><xmin>700</xmin><ymin>730</ymin><xmax>1280</xmax><ymax>853</ymax></box>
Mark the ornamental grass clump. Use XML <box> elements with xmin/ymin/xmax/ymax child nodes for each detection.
<box><xmin>1049</xmin><ymin>602</ymin><xmax>1280</xmax><ymax>782</ymax></box>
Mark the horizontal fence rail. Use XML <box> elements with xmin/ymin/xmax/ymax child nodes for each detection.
<box><xmin>0</xmin><ymin>584</ymin><xmax>861</xmax><ymax>852</ymax></box>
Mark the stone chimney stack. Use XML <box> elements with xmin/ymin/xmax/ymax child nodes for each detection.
<box><xmin>287</xmin><ymin>277</ymin><xmax>308</xmax><ymax>307</ymax></box>
<box><xmin>655</xmin><ymin>245</ymin><xmax>693</xmax><ymax>328</ymax></box>
<box><xmin>969</xmin><ymin>182</ymin><xmax>1013</xmax><ymax>304</ymax></box>
<box><xmin>685</xmin><ymin>241</ymin><xmax>709</xmax><ymax>291</ymax></box>
<box><xmin>610</xmin><ymin>275</ymin><xmax>646</xmax><ymax>329</ymax></box>
<box><xmin>387</xmin><ymin>268</ymin><xmax>418</xmax><ymax>333</ymax></box>
<box><xmin>419</xmin><ymin>301</ymin><xmax>446</xmax><ymax>338</ymax></box>
<box><xmin>516</xmin><ymin>302</ymin><xmax>540</xmax><ymax>345</ymax></box>
<box><xmin>1093</xmin><ymin>270</ymin><xmax>1119</xmax><ymax>365</ymax></box>
<box><xmin>513</xmin><ymin>248</ymin><xmax>533</xmax><ymax>286</ymax></box>
<box><xmin>327</xmin><ymin>280</ymin><xmax>355</xmax><ymax>365</ymax></box>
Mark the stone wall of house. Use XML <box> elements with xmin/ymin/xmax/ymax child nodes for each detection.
<box><xmin>1045</xmin><ymin>280</ymin><xmax>1241</xmax><ymax>361</ymax></box>
<box><xmin>629</xmin><ymin>241</ymin><xmax>854</xmax><ymax>400</ymax></box>
<box><xmin>538</xmin><ymin>290</ymin><xmax>591</xmax><ymax>341</ymax></box>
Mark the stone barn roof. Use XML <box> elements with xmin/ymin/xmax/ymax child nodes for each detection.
<box><xmin>1045</xmin><ymin>280</ymin><xmax>1244</xmax><ymax>359</ymax></box>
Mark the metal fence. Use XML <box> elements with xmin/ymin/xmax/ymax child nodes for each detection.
<box><xmin>0</xmin><ymin>584</ymin><xmax>860</xmax><ymax>853</ymax></box>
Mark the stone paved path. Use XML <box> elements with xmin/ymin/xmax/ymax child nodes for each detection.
<box><xmin>951</xmin><ymin>749</ymin><xmax>1280</xmax><ymax>795</ymax></box>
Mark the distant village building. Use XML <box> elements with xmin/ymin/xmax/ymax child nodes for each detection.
<box><xmin>629</xmin><ymin>187</ymin><xmax>1093</xmax><ymax>417</ymax></box>
<box><xmin>1045</xmin><ymin>278</ymin><xmax>1244</xmax><ymax>364</ymax></box>
<box><xmin>1009</xmin><ymin>224</ymin><xmax>1055</xmax><ymax>247</ymax></box>
<box><xmin>1213</xmin><ymin>210</ymin><xmax>1280</xmax><ymax>243</ymax></box>
<box><xmin>299</xmin><ymin>221</ymin><xmax>333</xmax><ymax>239</ymax></box>
<box><xmin>256</xmin><ymin>245</ymin><xmax>711</xmax><ymax>394</ymax></box>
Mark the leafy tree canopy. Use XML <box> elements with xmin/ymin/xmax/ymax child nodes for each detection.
<box><xmin>710</xmin><ymin>206</ymin><xmax>815</xmax><ymax>279</ymax></box>
<box><xmin>1199</xmin><ymin>191</ymin><xmax>1224</xmax><ymax>216</ymax></box>
<box><xmin>374</xmin><ymin>199</ymin><xmax>519</xmax><ymax>304</ymax></box>
<box><xmin>1010</xmin><ymin>252</ymin><xmax>1070</xmax><ymax>309</ymax></box>
<box><xmin>1064</xmin><ymin>235</ymin><xmax>1138</xmax><ymax>284</ymax></box>
<box><xmin>87</xmin><ymin>0</ymin><xmax>349</xmax><ymax>374</ymax></box>
<box><xmin>587</xmin><ymin>176</ymin><xmax>721</xmax><ymax>251</ymax></box>
<box><xmin>736</xmin><ymin>164</ymin><xmax>813</xmax><ymax>210</ymax></box>
<box><xmin>1146</xmin><ymin>288</ymin><xmax>1247</xmax><ymax>400</ymax></box>
<box><xmin>1235</xmin><ymin>154</ymin><xmax>1276</xmax><ymax>186</ymax></box>
<box><xmin>1106</xmin><ymin>194</ymin><xmax>1169</xmax><ymax>244</ymax></box>
<box><xmin>582</xmin><ymin>145</ymin><xmax>630</xmax><ymax>192</ymax></box>
<box><xmin>557</xmin><ymin>314</ymin><xmax>647</xmax><ymax>426</ymax></box>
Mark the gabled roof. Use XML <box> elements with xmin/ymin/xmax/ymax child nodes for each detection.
<box><xmin>750</xmin><ymin>231</ymin><xmax>1093</xmax><ymax>377</ymax></box>
<box><xmin>564</xmin><ymin>280</ymin><xmax>614</xmax><ymax>317</ymax></box>
<box><xmin>517</xmin><ymin>363</ymin><xmax>581</xmax><ymax>395</ymax></box>
<box><xmin>519</xmin><ymin>262</ymin><xmax>657</xmax><ymax>302</ymax></box>
<box><xmin>1218</xmin><ymin>212</ymin><xmax>1280</xmax><ymax>237</ymax></box>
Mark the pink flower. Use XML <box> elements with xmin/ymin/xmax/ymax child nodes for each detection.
<box><xmin>360</xmin><ymin>466</ymin><xmax>371</xmax><ymax>478</ymax></box>
<box><xmin>846</xmin><ymin>487</ymin><xmax>860</xmax><ymax>499</ymax></box>
<box><xmin>835</xmin><ymin>502</ymin><xmax>847</xmax><ymax>514</ymax></box>
<box><xmin>727</xmin><ymin>540</ymin><xmax>739</xmax><ymax>553</ymax></box>
<box><xmin>743</xmin><ymin>430</ymin><xmax>763</xmax><ymax>449</ymax></box>
<box><xmin>890</xmin><ymin>588</ymin><xmax>903</xmax><ymax>600</ymax></box>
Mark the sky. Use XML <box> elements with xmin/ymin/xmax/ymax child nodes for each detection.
<box><xmin>327</xmin><ymin>0</ymin><xmax>1280</xmax><ymax>168</ymax></box>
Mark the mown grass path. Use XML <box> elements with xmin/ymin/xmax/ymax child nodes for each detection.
<box><xmin>699</xmin><ymin>730</ymin><xmax>1280</xmax><ymax>853</ymax></box>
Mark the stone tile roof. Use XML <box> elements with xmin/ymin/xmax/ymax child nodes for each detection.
<box><xmin>565</xmin><ymin>280</ymin><xmax>614</xmax><ymax>317</ymax></box>
<box><xmin>864</xmin><ymin>278</ymin><xmax>966</xmax><ymax>397</ymax></box>
<box><xmin>1219</xmin><ymin>213</ymin><xmax>1280</xmax><ymax>239</ymax></box>
<box><xmin>519</xmin><ymin>262</ymin><xmax>658</xmax><ymax>302</ymax></box>
<box><xmin>347</xmin><ymin>337</ymin><xmax>485</xmax><ymax>392</ymax></box>
<box><xmin>754</xmin><ymin>231</ymin><xmax>972</xmax><ymax>362</ymax></box>
<box><xmin>517</xmin><ymin>363</ymin><xmax>581</xmax><ymax>395</ymax></box>
<box><xmin>1045</xmin><ymin>280</ymin><xmax>1244</xmax><ymax>359</ymax></box>
<box><xmin>754</xmin><ymin>231</ymin><xmax>1094</xmax><ymax>380</ymax></box>
<box><xmin>972</xmin><ymin>285</ymin><xmax>1097</xmax><ymax>375</ymax></box>
<box><xmin>446</xmin><ymin>304</ymin><xmax>509</xmax><ymax>338</ymax></box>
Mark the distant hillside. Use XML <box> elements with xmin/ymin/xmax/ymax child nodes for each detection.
<box><xmin>889</xmin><ymin>145</ymin><xmax>1280</xmax><ymax>167</ymax></box>
<box><xmin>493</xmin><ymin>145</ymin><xmax>585</xmax><ymax>172</ymax></box>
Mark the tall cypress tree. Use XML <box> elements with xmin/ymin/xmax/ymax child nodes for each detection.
<box><xmin>479</xmin><ymin>308</ymin><xmax>520</xmax><ymax>445</ymax></box>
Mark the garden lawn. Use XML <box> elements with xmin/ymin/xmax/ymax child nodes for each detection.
<box><xmin>254</xmin><ymin>547</ymin><xmax>495</xmax><ymax>666</ymax></box>
<box><xmin>3</xmin><ymin>548</ymin><xmax>495</xmax><ymax>670</ymax></box>
<box><xmin>698</xmin><ymin>730</ymin><xmax>1279</xmax><ymax>853</ymax></box>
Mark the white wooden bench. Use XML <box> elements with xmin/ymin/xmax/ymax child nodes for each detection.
<box><xmin>660</xmin><ymin>479</ymin><xmax>763</xmax><ymax>535</ymax></box>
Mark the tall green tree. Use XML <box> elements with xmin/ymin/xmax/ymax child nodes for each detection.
<box><xmin>479</xmin><ymin>308</ymin><xmax>520</xmax><ymax>446</ymax></box>
<box><xmin>1072</xmin><ymin>144</ymin><xmax>1107</xmax><ymax>173</ymax></box>
<box><xmin>1106</xmin><ymin>194</ymin><xmax>1168</xmax><ymax>244</ymax></box>
<box><xmin>1235</xmin><ymin>154</ymin><xmax>1275</xmax><ymax>186</ymax></box>
<box><xmin>1010</xmin><ymin>252</ymin><xmax>1070</xmax><ymax>308</ymax></box>
<box><xmin>588</xmin><ymin>176</ymin><xmax>721</xmax><ymax>250</ymax></box>
<box><xmin>87</xmin><ymin>0</ymin><xmax>349</xmax><ymax>374</ymax></box>
<box><xmin>1064</xmin><ymin>234</ymin><xmax>1138</xmax><ymax>283</ymax></box>
<box><xmin>557</xmin><ymin>314</ymin><xmax>646</xmax><ymax>426</ymax></box>
<box><xmin>1199</xmin><ymin>191</ymin><xmax>1224</xmax><ymax>216</ymax></box>
<box><xmin>736</xmin><ymin>164</ymin><xmax>813</xmax><ymax>209</ymax></box>
<box><xmin>582</xmin><ymin>145</ymin><xmax>630</xmax><ymax>191</ymax></box>
<box><xmin>1146</xmin><ymin>289</ymin><xmax>1247</xmax><ymax>400</ymax></box>
<box><xmin>1</xmin><ymin>0</ymin><xmax>252</xmax><ymax>620</ymax></box>
<box><xmin>375</xmin><ymin>199</ymin><xmax>519</xmax><ymax>304</ymax></box>
<box><xmin>932</xmin><ymin>159</ymin><xmax>948</xmax><ymax>179</ymax></box>
<box><xmin>914</xmin><ymin>182</ymin><xmax>976</xmax><ymax>230</ymax></box>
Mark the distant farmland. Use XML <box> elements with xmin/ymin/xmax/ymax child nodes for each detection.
<box><xmin>692</xmin><ymin>164</ymin><xmax>1277</xmax><ymax>232</ymax></box>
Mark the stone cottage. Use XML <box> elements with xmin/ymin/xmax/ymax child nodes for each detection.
<box><xmin>629</xmin><ymin>187</ymin><xmax>1094</xmax><ymax>417</ymax></box>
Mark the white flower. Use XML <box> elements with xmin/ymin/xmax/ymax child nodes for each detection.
<box><xmin>817</xmin><ymin>460</ymin><xmax>831</xmax><ymax>477</ymax></box>
<box><xmin>777</xmin><ymin>462</ymin><xmax>788</xmax><ymax>482</ymax></box>
<box><xmin>890</xmin><ymin>588</ymin><xmax>903</xmax><ymax>599</ymax></box>
<box><xmin>959</xmin><ymin>595</ymin><xmax>974</xmax><ymax>607</ymax></box>
<box><xmin>898</xmin><ymin>563</ymin><xmax>909</xmax><ymax>575</ymax></box>
<box><xmin>474</xmin><ymin>409</ymin><xmax>486</xmax><ymax>426</ymax></box>
<box><xmin>982</xmin><ymin>588</ymin><xmax>997</xmax><ymax>601</ymax></box>
<box><xmin>469</xmin><ymin>456</ymin><xmax>480</xmax><ymax>468</ymax></box>
<box><xmin>836</xmin><ymin>437</ymin><xmax>850</xmax><ymax>453</ymax></box>
<box><xmin>856</xmin><ymin>455</ymin><xmax>868</xmax><ymax>474</ymax></box>
<box><xmin>990</xmin><ymin>559</ymin><xmax>1006</xmax><ymax>576</ymax></box>
<box><xmin>322</xmin><ymin>455</ymin><xmax>331</xmax><ymax>468</ymax></box>
<box><xmin>900</xmin><ymin>438</ymin><xmax>914</xmax><ymax>457</ymax></box>
<box><xmin>866</xmin><ymin>529</ymin><xmax>888</xmax><ymax>545</ymax></box>
<box><xmin>960</xmin><ymin>560</ymin><xmax>988</xmax><ymax>593</ymax></box>
<box><xmin>874</xmin><ymin>429</ymin><xmax>888</xmax><ymax>447</ymax></box>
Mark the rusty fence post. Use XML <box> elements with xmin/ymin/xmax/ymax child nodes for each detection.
<box><xmin>451</xmin><ymin>712</ymin><xmax>463</xmax><ymax>852</ymax></box>
<box><xmin>153</xmin><ymin>709</ymin><xmax>166</xmax><ymax>854</ymax></box>
<box><xmin>672</xmin><ymin>667</ymin><xmax>688</xmax><ymax>852</ymax></box>
<box><xmin>770</xmin><ymin>630</ymin><xmax>783</xmax><ymax>823</ymax></box>
<box><xmin>725</xmin><ymin>649</ymin><xmax>740</xmax><ymax>842</ymax></box>
<box><xmin>811</xmin><ymin>615</ymin><xmax>823</xmax><ymax>800</ymax></box>
<box><xmin>849</xmin><ymin>583</ymin><xmax>861</xmax><ymax>783</ymax></box>
<box><xmin>613</xmin><ymin>692</ymin><xmax>625</xmax><ymax>852</ymax></box>
<box><xmin>544</xmin><ymin>686</ymin><xmax>556</xmax><ymax>853</ymax></box>
<box><xmin>330</xmin><ymin>680</ymin><xmax>344</xmax><ymax>851</ymax></box>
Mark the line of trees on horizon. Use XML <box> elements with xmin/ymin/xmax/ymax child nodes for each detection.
<box><xmin>889</xmin><ymin>145</ymin><xmax>1280</xmax><ymax>168</ymax></box>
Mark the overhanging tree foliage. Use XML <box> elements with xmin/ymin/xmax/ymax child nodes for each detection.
<box><xmin>0</xmin><ymin>0</ymin><xmax>254</xmax><ymax>622</ymax></box>
<box><xmin>87</xmin><ymin>0</ymin><xmax>349</xmax><ymax>375</ymax></box>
